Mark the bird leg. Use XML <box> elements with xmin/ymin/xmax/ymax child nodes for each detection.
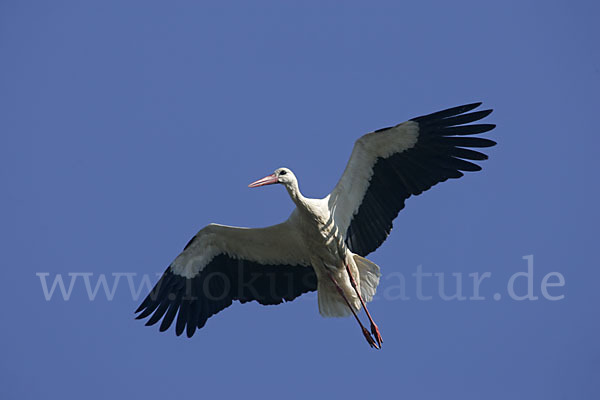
<box><xmin>344</xmin><ymin>262</ymin><xmax>383</xmax><ymax>348</ymax></box>
<box><xmin>326</xmin><ymin>271</ymin><xmax>379</xmax><ymax>349</ymax></box>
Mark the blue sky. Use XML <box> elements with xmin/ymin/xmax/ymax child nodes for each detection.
<box><xmin>2</xmin><ymin>1</ymin><xmax>599</xmax><ymax>399</ymax></box>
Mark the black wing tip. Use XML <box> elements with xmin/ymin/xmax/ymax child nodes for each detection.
<box><xmin>467</xmin><ymin>109</ymin><xmax>494</xmax><ymax>121</ymax></box>
<box><xmin>411</xmin><ymin>102</ymin><xmax>493</xmax><ymax>124</ymax></box>
<box><xmin>482</xmin><ymin>138</ymin><xmax>497</xmax><ymax>147</ymax></box>
<box><xmin>186</xmin><ymin>325</ymin><xmax>197</xmax><ymax>338</ymax></box>
<box><xmin>460</xmin><ymin>102</ymin><xmax>483</xmax><ymax>111</ymax></box>
<box><xmin>444</xmin><ymin>102</ymin><xmax>484</xmax><ymax>114</ymax></box>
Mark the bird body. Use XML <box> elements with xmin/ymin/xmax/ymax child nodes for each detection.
<box><xmin>135</xmin><ymin>103</ymin><xmax>496</xmax><ymax>347</ymax></box>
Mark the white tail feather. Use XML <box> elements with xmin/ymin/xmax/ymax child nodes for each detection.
<box><xmin>317</xmin><ymin>255</ymin><xmax>381</xmax><ymax>318</ymax></box>
<box><xmin>354</xmin><ymin>254</ymin><xmax>381</xmax><ymax>303</ymax></box>
<box><xmin>317</xmin><ymin>284</ymin><xmax>354</xmax><ymax>317</ymax></box>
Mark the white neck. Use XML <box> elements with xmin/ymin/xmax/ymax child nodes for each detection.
<box><xmin>285</xmin><ymin>178</ymin><xmax>310</xmax><ymax>211</ymax></box>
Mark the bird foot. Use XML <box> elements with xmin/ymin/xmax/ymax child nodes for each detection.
<box><xmin>362</xmin><ymin>326</ymin><xmax>380</xmax><ymax>349</ymax></box>
<box><xmin>371</xmin><ymin>323</ymin><xmax>383</xmax><ymax>348</ymax></box>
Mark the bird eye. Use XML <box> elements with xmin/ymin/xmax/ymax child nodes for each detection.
<box><xmin>279</xmin><ymin>170</ymin><xmax>287</xmax><ymax>176</ymax></box>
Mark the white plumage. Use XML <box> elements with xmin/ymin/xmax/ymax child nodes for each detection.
<box><xmin>136</xmin><ymin>103</ymin><xmax>496</xmax><ymax>348</ymax></box>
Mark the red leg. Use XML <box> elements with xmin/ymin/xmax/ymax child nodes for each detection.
<box><xmin>326</xmin><ymin>271</ymin><xmax>379</xmax><ymax>349</ymax></box>
<box><xmin>345</xmin><ymin>263</ymin><xmax>383</xmax><ymax>348</ymax></box>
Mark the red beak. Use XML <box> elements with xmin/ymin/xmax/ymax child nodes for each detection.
<box><xmin>248</xmin><ymin>173</ymin><xmax>278</xmax><ymax>188</ymax></box>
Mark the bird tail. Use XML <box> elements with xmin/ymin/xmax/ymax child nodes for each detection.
<box><xmin>317</xmin><ymin>255</ymin><xmax>381</xmax><ymax>318</ymax></box>
<box><xmin>353</xmin><ymin>254</ymin><xmax>381</xmax><ymax>303</ymax></box>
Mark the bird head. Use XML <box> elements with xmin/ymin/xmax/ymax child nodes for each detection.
<box><xmin>248</xmin><ymin>167</ymin><xmax>295</xmax><ymax>188</ymax></box>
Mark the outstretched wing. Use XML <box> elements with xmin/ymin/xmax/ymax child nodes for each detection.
<box><xmin>135</xmin><ymin>220</ymin><xmax>316</xmax><ymax>337</ymax></box>
<box><xmin>327</xmin><ymin>102</ymin><xmax>496</xmax><ymax>257</ymax></box>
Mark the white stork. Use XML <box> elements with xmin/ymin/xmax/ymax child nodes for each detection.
<box><xmin>135</xmin><ymin>103</ymin><xmax>496</xmax><ymax>348</ymax></box>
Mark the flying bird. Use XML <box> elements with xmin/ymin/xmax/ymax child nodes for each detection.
<box><xmin>135</xmin><ymin>103</ymin><xmax>496</xmax><ymax>348</ymax></box>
